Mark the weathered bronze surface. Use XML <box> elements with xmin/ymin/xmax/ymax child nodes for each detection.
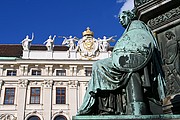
<box><xmin>135</xmin><ymin>0</ymin><xmax>180</xmax><ymax>114</ymax></box>
<box><xmin>77</xmin><ymin>10</ymin><xmax>166</xmax><ymax>116</ymax></box>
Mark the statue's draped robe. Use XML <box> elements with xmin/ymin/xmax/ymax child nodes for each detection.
<box><xmin>77</xmin><ymin>20</ymin><xmax>166</xmax><ymax>115</ymax></box>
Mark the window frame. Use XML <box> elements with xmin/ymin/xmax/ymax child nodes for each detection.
<box><xmin>56</xmin><ymin>87</ymin><xmax>66</xmax><ymax>104</ymax></box>
<box><xmin>31</xmin><ymin>69</ymin><xmax>41</xmax><ymax>76</ymax></box>
<box><xmin>85</xmin><ymin>67</ymin><xmax>92</xmax><ymax>76</ymax></box>
<box><xmin>30</xmin><ymin>87</ymin><xmax>41</xmax><ymax>104</ymax></box>
<box><xmin>4</xmin><ymin>88</ymin><xmax>15</xmax><ymax>105</ymax></box>
<box><xmin>28</xmin><ymin>116</ymin><xmax>41</xmax><ymax>120</ymax></box>
<box><xmin>55</xmin><ymin>69</ymin><xmax>66</xmax><ymax>76</ymax></box>
<box><xmin>6</xmin><ymin>69</ymin><xmax>17</xmax><ymax>76</ymax></box>
<box><xmin>54</xmin><ymin>115</ymin><xmax>67</xmax><ymax>120</ymax></box>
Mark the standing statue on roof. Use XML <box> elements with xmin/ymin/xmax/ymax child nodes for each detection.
<box><xmin>21</xmin><ymin>33</ymin><xmax>34</xmax><ymax>50</ymax></box>
<box><xmin>98</xmin><ymin>35</ymin><xmax>116</xmax><ymax>52</ymax></box>
<box><xmin>44</xmin><ymin>35</ymin><xmax>56</xmax><ymax>51</ymax></box>
<box><xmin>62</xmin><ymin>36</ymin><xmax>79</xmax><ymax>51</ymax></box>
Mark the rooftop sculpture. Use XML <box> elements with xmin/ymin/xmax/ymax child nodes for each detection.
<box><xmin>61</xmin><ymin>27</ymin><xmax>115</xmax><ymax>59</ymax></box>
<box><xmin>21</xmin><ymin>33</ymin><xmax>34</xmax><ymax>50</ymax></box>
<box><xmin>43</xmin><ymin>35</ymin><xmax>56</xmax><ymax>51</ymax></box>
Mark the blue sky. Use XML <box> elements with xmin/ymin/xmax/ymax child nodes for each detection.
<box><xmin>0</xmin><ymin>0</ymin><xmax>133</xmax><ymax>46</ymax></box>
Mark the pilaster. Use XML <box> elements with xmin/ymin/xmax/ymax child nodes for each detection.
<box><xmin>0</xmin><ymin>65</ymin><xmax>3</xmax><ymax>76</ymax></box>
<box><xmin>69</xmin><ymin>65</ymin><xmax>77</xmax><ymax>76</ymax></box>
<box><xmin>42</xmin><ymin>80</ymin><xmax>53</xmax><ymax>120</ymax></box>
<box><xmin>68</xmin><ymin>80</ymin><xmax>79</xmax><ymax>117</ymax></box>
<box><xmin>17</xmin><ymin>79</ymin><xmax>28</xmax><ymax>120</ymax></box>
<box><xmin>45</xmin><ymin>65</ymin><xmax>53</xmax><ymax>76</ymax></box>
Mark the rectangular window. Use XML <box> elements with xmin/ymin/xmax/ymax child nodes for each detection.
<box><xmin>32</xmin><ymin>70</ymin><xmax>41</xmax><ymax>76</ymax></box>
<box><xmin>30</xmin><ymin>87</ymin><xmax>40</xmax><ymax>104</ymax></box>
<box><xmin>4</xmin><ymin>88</ymin><xmax>15</xmax><ymax>105</ymax></box>
<box><xmin>56</xmin><ymin>87</ymin><xmax>66</xmax><ymax>104</ymax></box>
<box><xmin>56</xmin><ymin>70</ymin><xmax>66</xmax><ymax>76</ymax></box>
<box><xmin>85</xmin><ymin>68</ymin><xmax>92</xmax><ymax>76</ymax></box>
<box><xmin>7</xmin><ymin>70</ymin><xmax>17</xmax><ymax>76</ymax></box>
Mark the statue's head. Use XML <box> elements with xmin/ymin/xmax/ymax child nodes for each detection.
<box><xmin>26</xmin><ymin>35</ymin><xmax>29</xmax><ymax>39</ymax></box>
<box><xmin>165</xmin><ymin>31</ymin><xmax>175</xmax><ymax>40</ymax></box>
<box><xmin>119</xmin><ymin>10</ymin><xmax>136</xmax><ymax>28</ymax></box>
<box><xmin>103</xmin><ymin>36</ymin><xmax>106</xmax><ymax>39</ymax></box>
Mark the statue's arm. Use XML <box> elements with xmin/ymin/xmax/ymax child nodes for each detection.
<box><xmin>31</xmin><ymin>33</ymin><xmax>34</xmax><ymax>40</ymax></box>
<box><xmin>43</xmin><ymin>40</ymin><xmax>47</xmax><ymax>44</ymax></box>
<box><xmin>53</xmin><ymin>35</ymin><xmax>56</xmax><ymax>40</ymax></box>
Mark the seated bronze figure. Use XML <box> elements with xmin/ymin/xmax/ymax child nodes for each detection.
<box><xmin>77</xmin><ymin>10</ymin><xmax>166</xmax><ymax>115</ymax></box>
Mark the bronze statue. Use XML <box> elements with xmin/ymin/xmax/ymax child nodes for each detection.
<box><xmin>77</xmin><ymin>10</ymin><xmax>166</xmax><ymax>115</ymax></box>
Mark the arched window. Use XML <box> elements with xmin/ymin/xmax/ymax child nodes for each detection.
<box><xmin>54</xmin><ymin>115</ymin><xmax>67</xmax><ymax>120</ymax></box>
<box><xmin>28</xmin><ymin>116</ymin><xmax>41</xmax><ymax>120</ymax></box>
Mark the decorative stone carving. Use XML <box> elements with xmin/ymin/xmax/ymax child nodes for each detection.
<box><xmin>18</xmin><ymin>79</ymin><xmax>28</xmax><ymax>88</ymax></box>
<box><xmin>42</xmin><ymin>80</ymin><xmax>53</xmax><ymax>88</ymax></box>
<box><xmin>61</xmin><ymin>27</ymin><xmax>115</xmax><ymax>59</ymax></box>
<box><xmin>29</xmin><ymin>81</ymin><xmax>38</xmax><ymax>85</ymax></box>
<box><xmin>147</xmin><ymin>6</ymin><xmax>180</xmax><ymax>28</ymax></box>
<box><xmin>62</xmin><ymin>36</ymin><xmax>79</xmax><ymax>51</ymax></box>
<box><xmin>52</xmin><ymin>110</ymin><xmax>69</xmax><ymax>120</ymax></box>
<box><xmin>162</xmin><ymin>31</ymin><xmax>180</xmax><ymax>96</ymax></box>
<box><xmin>134</xmin><ymin>0</ymin><xmax>151</xmax><ymax>7</ymax></box>
<box><xmin>0</xmin><ymin>114</ymin><xmax>17</xmax><ymax>120</ymax></box>
<box><xmin>43</xmin><ymin>35</ymin><xmax>56</xmax><ymax>51</ymax></box>
<box><xmin>54</xmin><ymin>81</ymin><xmax>64</xmax><ymax>86</ymax></box>
<box><xmin>84</xmin><ymin>82</ymin><xmax>88</xmax><ymax>87</ymax></box>
<box><xmin>77</xmin><ymin>27</ymin><xmax>99</xmax><ymax>59</ymax></box>
<box><xmin>25</xmin><ymin>110</ymin><xmax>43</xmax><ymax>120</ymax></box>
<box><xmin>68</xmin><ymin>80</ymin><xmax>79</xmax><ymax>88</ymax></box>
<box><xmin>21</xmin><ymin>33</ymin><xmax>34</xmax><ymax>50</ymax></box>
<box><xmin>98</xmin><ymin>36</ymin><xmax>116</xmax><ymax>52</ymax></box>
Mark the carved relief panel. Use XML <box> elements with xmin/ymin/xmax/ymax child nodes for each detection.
<box><xmin>157</xmin><ymin>25</ymin><xmax>180</xmax><ymax>96</ymax></box>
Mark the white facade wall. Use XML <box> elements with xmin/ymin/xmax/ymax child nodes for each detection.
<box><xmin>0</xmin><ymin>50</ymin><xmax>110</xmax><ymax>120</ymax></box>
<box><xmin>0</xmin><ymin>27</ymin><xmax>114</xmax><ymax>119</ymax></box>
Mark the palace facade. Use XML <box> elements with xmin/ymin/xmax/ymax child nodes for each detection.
<box><xmin>0</xmin><ymin>28</ymin><xmax>114</xmax><ymax>120</ymax></box>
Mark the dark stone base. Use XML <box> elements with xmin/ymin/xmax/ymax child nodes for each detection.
<box><xmin>73</xmin><ymin>115</ymin><xmax>180</xmax><ymax>120</ymax></box>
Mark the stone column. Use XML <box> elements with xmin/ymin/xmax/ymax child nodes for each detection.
<box><xmin>69</xmin><ymin>66</ymin><xmax>73</xmax><ymax>76</ymax></box>
<box><xmin>49</xmin><ymin>66</ymin><xmax>53</xmax><ymax>76</ymax></box>
<box><xmin>17</xmin><ymin>79</ymin><xmax>28</xmax><ymax>120</ymax></box>
<box><xmin>68</xmin><ymin>80</ymin><xmax>79</xmax><ymax>117</ymax></box>
<box><xmin>23</xmin><ymin>65</ymin><xmax>29</xmax><ymax>76</ymax></box>
<box><xmin>19</xmin><ymin>65</ymin><xmax>27</xmax><ymax>76</ymax></box>
<box><xmin>45</xmin><ymin>65</ymin><xmax>53</xmax><ymax>76</ymax></box>
<box><xmin>73</xmin><ymin>66</ymin><xmax>77</xmax><ymax>76</ymax></box>
<box><xmin>69</xmin><ymin>65</ymin><xmax>77</xmax><ymax>76</ymax></box>
<box><xmin>0</xmin><ymin>80</ymin><xmax>4</xmax><ymax>97</ymax></box>
<box><xmin>42</xmin><ymin>80</ymin><xmax>53</xmax><ymax>120</ymax></box>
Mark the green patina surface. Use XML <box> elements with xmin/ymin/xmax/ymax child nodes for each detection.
<box><xmin>73</xmin><ymin>115</ymin><xmax>180</xmax><ymax>120</ymax></box>
<box><xmin>0</xmin><ymin>57</ymin><xmax>18</xmax><ymax>60</ymax></box>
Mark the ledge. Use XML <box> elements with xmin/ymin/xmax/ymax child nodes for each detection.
<box><xmin>73</xmin><ymin>115</ymin><xmax>180</xmax><ymax>120</ymax></box>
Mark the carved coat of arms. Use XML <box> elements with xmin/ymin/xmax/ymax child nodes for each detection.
<box><xmin>77</xmin><ymin>27</ymin><xmax>99</xmax><ymax>59</ymax></box>
<box><xmin>61</xmin><ymin>27</ymin><xmax>115</xmax><ymax>59</ymax></box>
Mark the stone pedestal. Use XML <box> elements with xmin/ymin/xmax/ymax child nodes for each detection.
<box><xmin>73</xmin><ymin>115</ymin><xmax>180</xmax><ymax>120</ymax></box>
